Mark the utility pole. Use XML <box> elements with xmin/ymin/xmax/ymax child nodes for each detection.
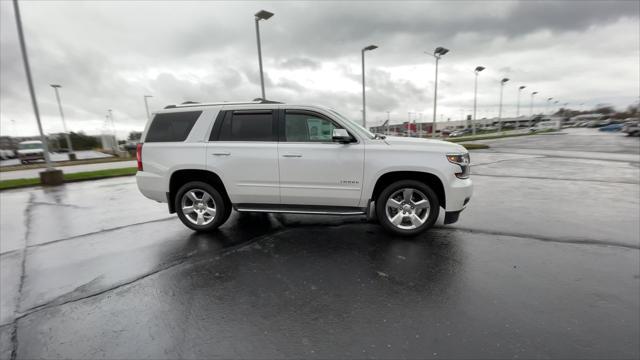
<box><xmin>144</xmin><ymin>95</ymin><xmax>153</xmax><ymax>121</ymax></box>
<box><xmin>12</xmin><ymin>0</ymin><xmax>63</xmax><ymax>184</ymax></box>
<box><xmin>386</xmin><ymin>111</ymin><xmax>390</xmax><ymax>135</ymax></box>
<box><xmin>50</xmin><ymin>84</ymin><xmax>75</xmax><ymax>160</ymax></box>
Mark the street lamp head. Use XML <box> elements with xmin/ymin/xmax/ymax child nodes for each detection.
<box><xmin>532</xmin><ymin>91</ymin><xmax>538</xmax><ymax>95</ymax></box>
<box><xmin>255</xmin><ymin>10</ymin><xmax>274</xmax><ymax>20</ymax></box>
<box><xmin>519</xmin><ymin>85</ymin><xmax>526</xmax><ymax>90</ymax></box>
<box><xmin>363</xmin><ymin>45</ymin><xmax>378</xmax><ymax>51</ymax></box>
<box><xmin>475</xmin><ymin>66</ymin><xmax>485</xmax><ymax>73</ymax></box>
<box><xmin>548</xmin><ymin>97</ymin><xmax>553</xmax><ymax>101</ymax></box>
<box><xmin>50</xmin><ymin>84</ymin><xmax>61</xmax><ymax>88</ymax></box>
<box><xmin>434</xmin><ymin>46</ymin><xmax>449</xmax><ymax>56</ymax></box>
<box><xmin>501</xmin><ymin>78</ymin><xmax>509</xmax><ymax>84</ymax></box>
<box><xmin>144</xmin><ymin>95</ymin><xmax>153</xmax><ymax>98</ymax></box>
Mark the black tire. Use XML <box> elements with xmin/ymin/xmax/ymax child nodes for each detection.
<box><xmin>174</xmin><ymin>181</ymin><xmax>230</xmax><ymax>232</ymax></box>
<box><xmin>20</xmin><ymin>160</ymin><xmax>28</xmax><ymax>165</ymax></box>
<box><xmin>375</xmin><ymin>180</ymin><xmax>440</xmax><ymax>237</ymax></box>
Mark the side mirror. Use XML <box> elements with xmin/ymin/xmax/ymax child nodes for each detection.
<box><xmin>332</xmin><ymin>128</ymin><xmax>354</xmax><ymax>143</ymax></box>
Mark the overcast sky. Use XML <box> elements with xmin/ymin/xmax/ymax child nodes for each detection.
<box><xmin>1</xmin><ymin>0</ymin><xmax>638</xmax><ymax>137</ymax></box>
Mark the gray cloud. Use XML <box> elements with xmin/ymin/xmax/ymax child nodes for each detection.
<box><xmin>0</xmin><ymin>0</ymin><xmax>638</xmax><ymax>136</ymax></box>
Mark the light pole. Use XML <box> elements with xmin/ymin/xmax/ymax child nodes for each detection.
<box><xmin>472</xmin><ymin>66</ymin><xmax>485</xmax><ymax>135</ymax></box>
<box><xmin>254</xmin><ymin>9</ymin><xmax>273</xmax><ymax>100</ymax></box>
<box><xmin>385</xmin><ymin>111</ymin><xmax>390</xmax><ymax>135</ymax></box>
<box><xmin>107</xmin><ymin>109</ymin><xmax>117</xmax><ymax>152</ymax></box>
<box><xmin>516</xmin><ymin>85</ymin><xmax>526</xmax><ymax>117</ymax></box>
<box><xmin>430</xmin><ymin>46</ymin><xmax>449</xmax><ymax>138</ymax></box>
<box><xmin>13</xmin><ymin>0</ymin><xmax>56</xmax><ymax>174</ymax></box>
<box><xmin>498</xmin><ymin>78</ymin><xmax>509</xmax><ymax>132</ymax></box>
<box><xmin>553</xmin><ymin>100</ymin><xmax>559</xmax><ymax>115</ymax></box>
<box><xmin>546</xmin><ymin>97</ymin><xmax>553</xmax><ymax>115</ymax></box>
<box><xmin>50</xmin><ymin>84</ymin><xmax>74</xmax><ymax>159</ymax></box>
<box><xmin>361</xmin><ymin>44</ymin><xmax>378</xmax><ymax>128</ymax></box>
<box><xmin>144</xmin><ymin>95</ymin><xmax>153</xmax><ymax>121</ymax></box>
<box><xmin>529</xmin><ymin>91</ymin><xmax>538</xmax><ymax>127</ymax></box>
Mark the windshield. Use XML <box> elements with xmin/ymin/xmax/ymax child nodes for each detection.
<box><xmin>19</xmin><ymin>143</ymin><xmax>42</xmax><ymax>150</ymax></box>
<box><xmin>328</xmin><ymin>109</ymin><xmax>376</xmax><ymax>139</ymax></box>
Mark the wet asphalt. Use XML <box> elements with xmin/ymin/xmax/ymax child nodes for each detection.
<box><xmin>0</xmin><ymin>128</ymin><xmax>638</xmax><ymax>359</ymax></box>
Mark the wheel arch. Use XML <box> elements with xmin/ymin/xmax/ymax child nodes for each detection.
<box><xmin>370</xmin><ymin>171</ymin><xmax>446</xmax><ymax>209</ymax></box>
<box><xmin>168</xmin><ymin>169</ymin><xmax>230</xmax><ymax>213</ymax></box>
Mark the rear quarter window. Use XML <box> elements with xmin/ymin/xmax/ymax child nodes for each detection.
<box><xmin>145</xmin><ymin>111</ymin><xmax>202</xmax><ymax>142</ymax></box>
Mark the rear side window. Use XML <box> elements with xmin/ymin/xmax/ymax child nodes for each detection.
<box><xmin>216</xmin><ymin>111</ymin><xmax>275</xmax><ymax>141</ymax></box>
<box><xmin>145</xmin><ymin>111</ymin><xmax>202</xmax><ymax>142</ymax></box>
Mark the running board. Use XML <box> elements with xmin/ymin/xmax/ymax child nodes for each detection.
<box><xmin>234</xmin><ymin>203</ymin><xmax>366</xmax><ymax>216</ymax></box>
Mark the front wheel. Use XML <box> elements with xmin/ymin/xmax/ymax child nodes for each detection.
<box><xmin>376</xmin><ymin>180</ymin><xmax>440</xmax><ymax>237</ymax></box>
<box><xmin>175</xmin><ymin>181</ymin><xmax>229</xmax><ymax>232</ymax></box>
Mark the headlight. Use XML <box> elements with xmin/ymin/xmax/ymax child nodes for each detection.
<box><xmin>446</xmin><ymin>153</ymin><xmax>470</xmax><ymax>179</ymax></box>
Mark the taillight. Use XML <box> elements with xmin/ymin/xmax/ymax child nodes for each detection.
<box><xmin>136</xmin><ymin>143</ymin><xmax>143</xmax><ymax>171</ymax></box>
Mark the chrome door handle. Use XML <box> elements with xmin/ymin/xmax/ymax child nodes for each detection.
<box><xmin>212</xmin><ymin>152</ymin><xmax>230</xmax><ymax>156</ymax></box>
<box><xmin>282</xmin><ymin>154</ymin><xmax>302</xmax><ymax>158</ymax></box>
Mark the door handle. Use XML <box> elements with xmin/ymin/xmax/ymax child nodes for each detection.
<box><xmin>282</xmin><ymin>154</ymin><xmax>302</xmax><ymax>158</ymax></box>
<box><xmin>212</xmin><ymin>152</ymin><xmax>230</xmax><ymax>156</ymax></box>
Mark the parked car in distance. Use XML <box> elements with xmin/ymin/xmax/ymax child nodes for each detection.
<box><xmin>16</xmin><ymin>140</ymin><xmax>45</xmax><ymax>164</ymax></box>
<box><xmin>136</xmin><ymin>100</ymin><xmax>473</xmax><ymax>237</ymax></box>
<box><xmin>529</xmin><ymin>120</ymin><xmax>558</xmax><ymax>132</ymax></box>
<box><xmin>622</xmin><ymin>119</ymin><xmax>640</xmax><ymax>137</ymax></box>
<box><xmin>598</xmin><ymin>123</ymin><xmax>624</xmax><ymax>132</ymax></box>
<box><xmin>0</xmin><ymin>149</ymin><xmax>15</xmax><ymax>160</ymax></box>
<box><xmin>449</xmin><ymin>128</ymin><xmax>472</xmax><ymax>137</ymax></box>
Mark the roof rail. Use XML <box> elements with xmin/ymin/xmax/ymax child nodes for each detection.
<box><xmin>164</xmin><ymin>99</ymin><xmax>282</xmax><ymax>109</ymax></box>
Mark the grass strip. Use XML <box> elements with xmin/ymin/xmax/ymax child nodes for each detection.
<box><xmin>460</xmin><ymin>143</ymin><xmax>490</xmax><ymax>150</ymax></box>
<box><xmin>0</xmin><ymin>156</ymin><xmax>133</xmax><ymax>172</ymax></box>
<box><xmin>0</xmin><ymin>167</ymin><xmax>137</xmax><ymax>191</ymax></box>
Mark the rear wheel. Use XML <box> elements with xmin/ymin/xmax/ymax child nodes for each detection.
<box><xmin>376</xmin><ymin>180</ymin><xmax>439</xmax><ymax>237</ymax></box>
<box><xmin>175</xmin><ymin>181</ymin><xmax>229</xmax><ymax>232</ymax></box>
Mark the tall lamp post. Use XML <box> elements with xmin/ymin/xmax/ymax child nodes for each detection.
<box><xmin>516</xmin><ymin>85</ymin><xmax>526</xmax><ymax>117</ymax></box>
<box><xmin>144</xmin><ymin>95</ymin><xmax>153</xmax><ymax>121</ymax></box>
<box><xmin>430</xmin><ymin>46</ymin><xmax>449</xmax><ymax>138</ymax></box>
<box><xmin>472</xmin><ymin>66</ymin><xmax>485</xmax><ymax>135</ymax></box>
<box><xmin>498</xmin><ymin>78</ymin><xmax>509</xmax><ymax>132</ymax></box>
<box><xmin>529</xmin><ymin>91</ymin><xmax>538</xmax><ymax>127</ymax></box>
<box><xmin>361</xmin><ymin>44</ymin><xmax>378</xmax><ymax>128</ymax></box>
<box><xmin>254</xmin><ymin>10</ymin><xmax>273</xmax><ymax>100</ymax></box>
<box><xmin>546</xmin><ymin>97</ymin><xmax>553</xmax><ymax>115</ymax></box>
<box><xmin>50</xmin><ymin>84</ymin><xmax>75</xmax><ymax>160</ymax></box>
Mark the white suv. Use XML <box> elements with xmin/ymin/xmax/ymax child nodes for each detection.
<box><xmin>136</xmin><ymin>100</ymin><xmax>472</xmax><ymax>236</ymax></box>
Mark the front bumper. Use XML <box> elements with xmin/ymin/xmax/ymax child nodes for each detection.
<box><xmin>18</xmin><ymin>153</ymin><xmax>44</xmax><ymax>161</ymax></box>
<box><xmin>446</xmin><ymin>177</ymin><xmax>473</xmax><ymax>212</ymax></box>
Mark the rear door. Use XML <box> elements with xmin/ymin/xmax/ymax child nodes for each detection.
<box><xmin>277</xmin><ymin>109</ymin><xmax>365</xmax><ymax>207</ymax></box>
<box><xmin>206</xmin><ymin>109</ymin><xmax>280</xmax><ymax>205</ymax></box>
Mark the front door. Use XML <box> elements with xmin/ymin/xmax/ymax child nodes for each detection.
<box><xmin>277</xmin><ymin>110</ymin><xmax>365</xmax><ymax>207</ymax></box>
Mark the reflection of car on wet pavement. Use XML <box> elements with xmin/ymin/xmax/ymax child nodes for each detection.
<box><xmin>16</xmin><ymin>140</ymin><xmax>45</xmax><ymax>164</ymax></box>
<box><xmin>136</xmin><ymin>101</ymin><xmax>472</xmax><ymax>236</ymax></box>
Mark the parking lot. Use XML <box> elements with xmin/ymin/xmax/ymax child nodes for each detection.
<box><xmin>0</xmin><ymin>129</ymin><xmax>638</xmax><ymax>359</ymax></box>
